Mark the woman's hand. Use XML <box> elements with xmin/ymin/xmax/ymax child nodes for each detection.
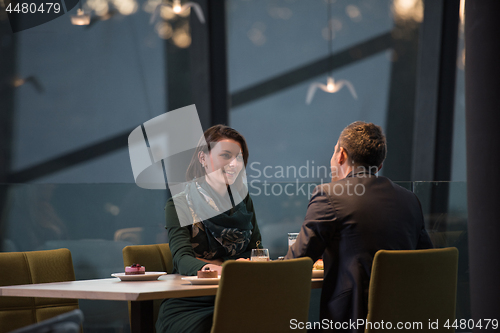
<box><xmin>202</xmin><ymin>264</ymin><xmax>222</xmax><ymax>275</ymax></box>
<box><xmin>236</xmin><ymin>258</ymin><xmax>250</xmax><ymax>261</ymax></box>
<box><xmin>199</xmin><ymin>258</ymin><xmax>223</xmax><ymax>275</ymax></box>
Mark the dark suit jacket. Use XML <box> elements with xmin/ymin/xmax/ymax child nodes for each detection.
<box><xmin>285</xmin><ymin>171</ymin><xmax>433</xmax><ymax>332</ymax></box>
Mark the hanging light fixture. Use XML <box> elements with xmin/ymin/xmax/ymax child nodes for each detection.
<box><xmin>150</xmin><ymin>0</ymin><xmax>205</xmax><ymax>25</ymax></box>
<box><xmin>70</xmin><ymin>0</ymin><xmax>91</xmax><ymax>25</ymax></box>
<box><xmin>306</xmin><ymin>76</ymin><xmax>357</xmax><ymax>105</ymax></box>
<box><xmin>11</xmin><ymin>76</ymin><xmax>44</xmax><ymax>93</ymax></box>
<box><xmin>306</xmin><ymin>0</ymin><xmax>357</xmax><ymax>105</ymax></box>
<box><xmin>71</xmin><ymin>8</ymin><xmax>91</xmax><ymax>25</ymax></box>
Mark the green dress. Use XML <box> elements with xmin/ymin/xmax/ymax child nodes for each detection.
<box><xmin>156</xmin><ymin>182</ymin><xmax>261</xmax><ymax>333</ymax></box>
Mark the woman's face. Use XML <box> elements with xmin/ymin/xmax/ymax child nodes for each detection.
<box><xmin>200</xmin><ymin>139</ymin><xmax>244</xmax><ymax>187</ymax></box>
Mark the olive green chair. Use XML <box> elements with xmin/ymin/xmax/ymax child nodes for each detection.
<box><xmin>366</xmin><ymin>247</ymin><xmax>459</xmax><ymax>333</ymax></box>
<box><xmin>211</xmin><ymin>257</ymin><xmax>313</xmax><ymax>333</ymax></box>
<box><xmin>122</xmin><ymin>243</ymin><xmax>173</xmax><ymax>275</ymax></box>
<box><xmin>122</xmin><ymin>243</ymin><xmax>173</xmax><ymax>332</ymax></box>
<box><xmin>0</xmin><ymin>248</ymin><xmax>79</xmax><ymax>333</ymax></box>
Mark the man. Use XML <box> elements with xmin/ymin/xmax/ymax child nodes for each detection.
<box><xmin>286</xmin><ymin>121</ymin><xmax>432</xmax><ymax>332</ymax></box>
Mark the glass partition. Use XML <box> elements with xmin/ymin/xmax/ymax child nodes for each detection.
<box><xmin>2</xmin><ymin>184</ymin><xmax>168</xmax><ymax>252</ymax></box>
<box><xmin>0</xmin><ymin>181</ymin><xmax>470</xmax><ymax>330</ymax></box>
<box><xmin>412</xmin><ymin>181</ymin><xmax>469</xmax><ymax>322</ymax></box>
<box><xmin>1</xmin><ymin>183</ymin><xmax>169</xmax><ymax>332</ymax></box>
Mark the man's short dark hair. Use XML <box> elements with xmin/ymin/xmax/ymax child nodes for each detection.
<box><xmin>338</xmin><ymin>121</ymin><xmax>387</xmax><ymax>168</ymax></box>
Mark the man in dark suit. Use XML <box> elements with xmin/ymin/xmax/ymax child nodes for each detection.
<box><xmin>285</xmin><ymin>121</ymin><xmax>433</xmax><ymax>332</ymax></box>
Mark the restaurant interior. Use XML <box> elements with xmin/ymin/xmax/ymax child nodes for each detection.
<box><xmin>1</xmin><ymin>0</ymin><xmax>499</xmax><ymax>332</ymax></box>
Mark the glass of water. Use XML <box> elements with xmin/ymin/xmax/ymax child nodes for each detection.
<box><xmin>288</xmin><ymin>233</ymin><xmax>299</xmax><ymax>247</ymax></box>
<box><xmin>251</xmin><ymin>249</ymin><xmax>270</xmax><ymax>261</ymax></box>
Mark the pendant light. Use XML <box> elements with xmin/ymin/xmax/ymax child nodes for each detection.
<box><xmin>71</xmin><ymin>1</ymin><xmax>91</xmax><ymax>26</ymax></box>
<box><xmin>150</xmin><ymin>0</ymin><xmax>205</xmax><ymax>25</ymax></box>
<box><xmin>306</xmin><ymin>0</ymin><xmax>357</xmax><ymax>105</ymax></box>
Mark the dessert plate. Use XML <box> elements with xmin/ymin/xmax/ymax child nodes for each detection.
<box><xmin>181</xmin><ymin>276</ymin><xmax>220</xmax><ymax>285</ymax></box>
<box><xmin>111</xmin><ymin>272</ymin><xmax>167</xmax><ymax>281</ymax></box>
<box><xmin>312</xmin><ymin>270</ymin><xmax>324</xmax><ymax>278</ymax></box>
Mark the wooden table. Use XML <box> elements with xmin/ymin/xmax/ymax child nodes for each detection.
<box><xmin>0</xmin><ymin>274</ymin><xmax>324</xmax><ymax>333</ymax></box>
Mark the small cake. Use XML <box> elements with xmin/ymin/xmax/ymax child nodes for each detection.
<box><xmin>197</xmin><ymin>267</ymin><xmax>218</xmax><ymax>279</ymax></box>
<box><xmin>125</xmin><ymin>263</ymin><xmax>145</xmax><ymax>275</ymax></box>
<box><xmin>313</xmin><ymin>259</ymin><xmax>324</xmax><ymax>270</ymax></box>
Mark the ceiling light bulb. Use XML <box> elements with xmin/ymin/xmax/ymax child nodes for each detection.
<box><xmin>306</xmin><ymin>76</ymin><xmax>358</xmax><ymax>104</ymax></box>
<box><xmin>71</xmin><ymin>9</ymin><xmax>91</xmax><ymax>25</ymax></box>
<box><xmin>13</xmin><ymin>78</ymin><xmax>25</xmax><ymax>87</ymax></box>
<box><xmin>150</xmin><ymin>0</ymin><xmax>205</xmax><ymax>25</ymax></box>
<box><xmin>327</xmin><ymin>77</ymin><xmax>335</xmax><ymax>92</ymax></box>
<box><xmin>173</xmin><ymin>0</ymin><xmax>181</xmax><ymax>13</ymax></box>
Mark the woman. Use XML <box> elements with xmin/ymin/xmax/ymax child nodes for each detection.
<box><xmin>156</xmin><ymin>125</ymin><xmax>262</xmax><ymax>333</ymax></box>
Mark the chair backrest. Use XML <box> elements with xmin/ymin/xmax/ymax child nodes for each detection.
<box><xmin>39</xmin><ymin>239</ymin><xmax>132</xmax><ymax>280</ymax></box>
<box><xmin>366</xmin><ymin>247</ymin><xmax>458</xmax><ymax>333</ymax></box>
<box><xmin>211</xmin><ymin>257</ymin><xmax>313</xmax><ymax>333</ymax></box>
<box><xmin>122</xmin><ymin>243</ymin><xmax>173</xmax><ymax>332</ymax></box>
<box><xmin>38</xmin><ymin>239</ymin><xmax>132</xmax><ymax>331</ymax></box>
<box><xmin>122</xmin><ymin>243</ymin><xmax>173</xmax><ymax>274</ymax></box>
<box><xmin>0</xmin><ymin>249</ymin><xmax>79</xmax><ymax>333</ymax></box>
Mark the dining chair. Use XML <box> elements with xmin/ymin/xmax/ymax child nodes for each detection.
<box><xmin>122</xmin><ymin>243</ymin><xmax>173</xmax><ymax>331</ymax></box>
<box><xmin>211</xmin><ymin>257</ymin><xmax>313</xmax><ymax>333</ymax></box>
<box><xmin>0</xmin><ymin>248</ymin><xmax>79</xmax><ymax>333</ymax></box>
<box><xmin>38</xmin><ymin>239</ymin><xmax>132</xmax><ymax>331</ymax></box>
<box><xmin>122</xmin><ymin>243</ymin><xmax>173</xmax><ymax>274</ymax></box>
<box><xmin>365</xmin><ymin>247</ymin><xmax>459</xmax><ymax>333</ymax></box>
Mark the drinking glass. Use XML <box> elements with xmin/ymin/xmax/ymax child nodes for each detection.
<box><xmin>251</xmin><ymin>249</ymin><xmax>270</xmax><ymax>261</ymax></box>
<box><xmin>288</xmin><ymin>233</ymin><xmax>299</xmax><ymax>247</ymax></box>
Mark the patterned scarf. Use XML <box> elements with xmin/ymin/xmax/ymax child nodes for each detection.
<box><xmin>185</xmin><ymin>182</ymin><xmax>253</xmax><ymax>258</ymax></box>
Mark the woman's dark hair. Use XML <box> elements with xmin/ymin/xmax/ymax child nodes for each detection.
<box><xmin>185</xmin><ymin>125</ymin><xmax>249</xmax><ymax>185</ymax></box>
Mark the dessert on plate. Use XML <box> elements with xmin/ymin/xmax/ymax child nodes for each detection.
<box><xmin>313</xmin><ymin>259</ymin><xmax>324</xmax><ymax>270</ymax></box>
<box><xmin>197</xmin><ymin>266</ymin><xmax>218</xmax><ymax>279</ymax></box>
<box><xmin>125</xmin><ymin>263</ymin><xmax>145</xmax><ymax>275</ymax></box>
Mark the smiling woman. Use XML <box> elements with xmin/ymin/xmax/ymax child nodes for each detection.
<box><xmin>156</xmin><ymin>124</ymin><xmax>262</xmax><ymax>333</ymax></box>
<box><xmin>186</xmin><ymin>125</ymin><xmax>249</xmax><ymax>188</ymax></box>
<box><xmin>180</xmin><ymin>125</ymin><xmax>251</xmax><ymax>215</ymax></box>
<box><xmin>198</xmin><ymin>139</ymin><xmax>244</xmax><ymax>193</ymax></box>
